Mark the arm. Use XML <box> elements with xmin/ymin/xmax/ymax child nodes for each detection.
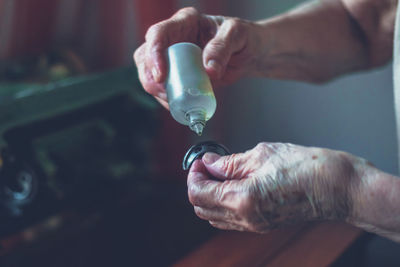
<box><xmin>134</xmin><ymin>0</ymin><xmax>397</xmax><ymax>105</ymax></box>
<box><xmin>349</xmin><ymin>164</ymin><xmax>400</xmax><ymax>242</ymax></box>
<box><xmin>255</xmin><ymin>0</ymin><xmax>397</xmax><ymax>82</ymax></box>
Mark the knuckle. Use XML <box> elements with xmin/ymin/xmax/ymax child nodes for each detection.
<box><xmin>173</xmin><ymin>7</ymin><xmax>200</xmax><ymax>28</ymax></box>
<box><xmin>226</xmin><ymin>17</ymin><xmax>241</xmax><ymax>27</ymax></box>
<box><xmin>254</xmin><ymin>142</ymin><xmax>269</xmax><ymax>152</ymax></box>
<box><xmin>253</xmin><ymin>142</ymin><xmax>270</xmax><ymax>157</ymax></box>
<box><xmin>194</xmin><ymin>206</ymin><xmax>205</xmax><ymax>219</ymax></box>
<box><xmin>187</xmin><ymin>185</ymin><xmax>200</xmax><ymax>206</ymax></box>
<box><xmin>225</xmin><ymin>17</ymin><xmax>244</xmax><ymax>34</ymax></box>
<box><xmin>172</xmin><ymin>7</ymin><xmax>199</xmax><ymax>25</ymax></box>
<box><xmin>133</xmin><ymin>46</ymin><xmax>143</xmax><ymax>63</ymax></box>
<box><xmin>145</xmin><ymin>22</ymin><xmax>168</xmax><ymax>44</ymax></box>
<box><xmin>176</xmin><ymin>7</ymin><xmax>199</xmax><ymax>17</ymax></box>
<box><xmin>133</xmin><ymin>49</ymin><xmax>140</xmax><ymax>62</ymax></box>
<box><xmin>255</xmin><ymin>142</ymin><xmax>268</xmax><ymax>149</ymax></box>
<box><xmin>209</xmin><ymin>19</ymin><xmax>245</xmax><ymax>52</ymax></box>
<box><xmin>145</xmin><ymin>23</ymin><xmax>161</xmax><ymax>39</ymax></box>
<box><xmin>180</xmin><ymin>6</ymin><xmax>198</xmax><ymax>14</ymax></box>
<box><xmin>221</xmin><ymin>155</ymin><xmax>238</xmax><ymax>177</ymax></box>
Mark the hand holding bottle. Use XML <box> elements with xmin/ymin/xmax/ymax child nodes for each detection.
<box><xmin>133</xmin><ymin>7</ymin><xmax>263</xmax><ymax>109</ymax></box>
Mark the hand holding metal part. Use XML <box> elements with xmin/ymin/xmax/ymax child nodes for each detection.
<box><xmin>186</xmin><ymin>142</ymin><xmax>365</xmax><ymax>233</ymax></box>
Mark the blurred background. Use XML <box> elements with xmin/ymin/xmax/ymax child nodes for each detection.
<box><xmin>0</xmin><ymin>0</ymin><xmax>399</xmax><ymax>266</ymax></box>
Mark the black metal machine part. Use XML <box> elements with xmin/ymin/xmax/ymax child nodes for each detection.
<box><xmin>182</xmin><ymin>141</ymin><xmax>230</xmax><ymax>171</ymax></box>
<box><xmin>0</xmin><ymin>150</ymin><xmax>38</xmax><ymax>216</ymax></box>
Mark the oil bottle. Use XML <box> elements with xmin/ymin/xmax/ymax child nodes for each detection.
<box><xmin>165</xmin><ymin>42</ymin><xmax>216</xmax><ymax>136</ymax></box>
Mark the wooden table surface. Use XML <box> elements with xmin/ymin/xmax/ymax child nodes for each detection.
<box><xmin>173</xmin><ymin>222</ymin><xmax>363</xmax><ymax>267</ymax></box>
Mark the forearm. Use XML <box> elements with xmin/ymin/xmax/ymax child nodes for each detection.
<box><xmin>251</xmin><ymin>0</ymin><xmax>395</xmax><ymax>83</ymax></box>
<box><xmin>348</xmin><ymin>162</ymin><xmax>400</xmax><ymax>242</ymax></box>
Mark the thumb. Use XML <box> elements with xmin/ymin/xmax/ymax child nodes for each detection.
<box><xmin>202</xmin><ymin>152</ymin><xmax>250</xmax><ymax>180</ymax></box>
<box><xmin>202</xmin><ymin>19</ymin><xmax>246</xmax><ymax>79</ymax></box>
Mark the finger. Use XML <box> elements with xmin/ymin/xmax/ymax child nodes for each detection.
<box><xmin>134</xmin><ymin>45</ymin><xmax>150</xmax><ymax>89</ymax></box>
<box><xmin>194</xmin><ymin>206</ymin><xmax>232</xmax><ymax>222</ymax></box>
<box><xmin>134</xmin><ymin>45</ymin><xmax>166</xmax><ymax>97</ymax></box>
<box><xmin>203</xmin><ymin>18</ymin><xmax>247</xmax><ymax>79</ymax></box>
<box><xmin>209</xmin><ymin>221</ymin><xmax>246</xmax><ymax>231</ymax></box>
<box><xmin>187</xmin><ymin>160</ymin><xmax>221</xmax><ymax>208</ymax></box>
<box><xmin>144</xmin><ymin>39</ymin><xmax>166</xmax><ymax>83</ymax></box>
<box><xmin>202</xmin><ymin>152</ymin><xmax>252</xmax><ymax>180</ymax></box>
<box><xmin>145</xmin><ymin>7</ymin><xmax>200</xmax><ymax>83</ymax></box>
<box><xmin>188</xmin><ymin>160</ymin><xmax>238</xmax><ymax>209</ymax></box>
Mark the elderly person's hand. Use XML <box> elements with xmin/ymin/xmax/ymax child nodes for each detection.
<box><xmin>133</xmin><ymin>7</ymin><xmax>262</xmax><ymax>109</ymax></box>
<box><xmin>187</xmin><ymin>142</ymin><xmax>367</xmax><ymax>232</ymax></box>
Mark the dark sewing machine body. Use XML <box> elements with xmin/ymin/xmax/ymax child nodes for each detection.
<box><xmin>0</xmin><ymin>67</ymin><xmax>159</xmax><ymax>237</ymax></box>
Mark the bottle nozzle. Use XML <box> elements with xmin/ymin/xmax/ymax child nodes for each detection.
<box><xmin>187</xmin><ymin>110</ymin><xmax>206</xmax><ymax>136</ymax></box>
<box><xmin>191</xmin><ymin>122</ymin><xmax>204</xmax><ymax>136</ymax></box>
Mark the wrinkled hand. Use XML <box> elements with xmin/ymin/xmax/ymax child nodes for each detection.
<box><xmin>187</xmin><ymin>142</ymin><xmax>362</xmax><ymax>232</ymax></box>
<box><xmin>133</xmin><ymin>7</ymin><xmax>262</xmax><ymax>109</ymax></box>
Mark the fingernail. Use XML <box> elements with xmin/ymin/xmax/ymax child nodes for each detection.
<box><xmin>207</xmin><ymin>59</ymin><xmax>221</xmax><ymax>73</ymax></box>
<box><xmin>203</xmin><ymin>153</ymin><xmax>221</xmax><ymax>165</ymax></box>
<box><xmin>152</xmin><ymin>67</ymin><xmax>161</xmax><ymax>82</ymax></box>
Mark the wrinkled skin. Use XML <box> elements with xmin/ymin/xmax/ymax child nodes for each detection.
<box><xmin>187</xmin><ymin>142</ymin><xmax>362</xmax><ymax>232</ymax></box>
<box><xmin>133</xmin><ymin>7</ymin><xmax>262</xmax><ymax>109</ymax></box>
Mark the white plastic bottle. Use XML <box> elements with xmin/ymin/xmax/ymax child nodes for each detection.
<box><xmin>165</xmin><ymin>42</ymin><xmax>216</xmax><ymax>136</ymax></box>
